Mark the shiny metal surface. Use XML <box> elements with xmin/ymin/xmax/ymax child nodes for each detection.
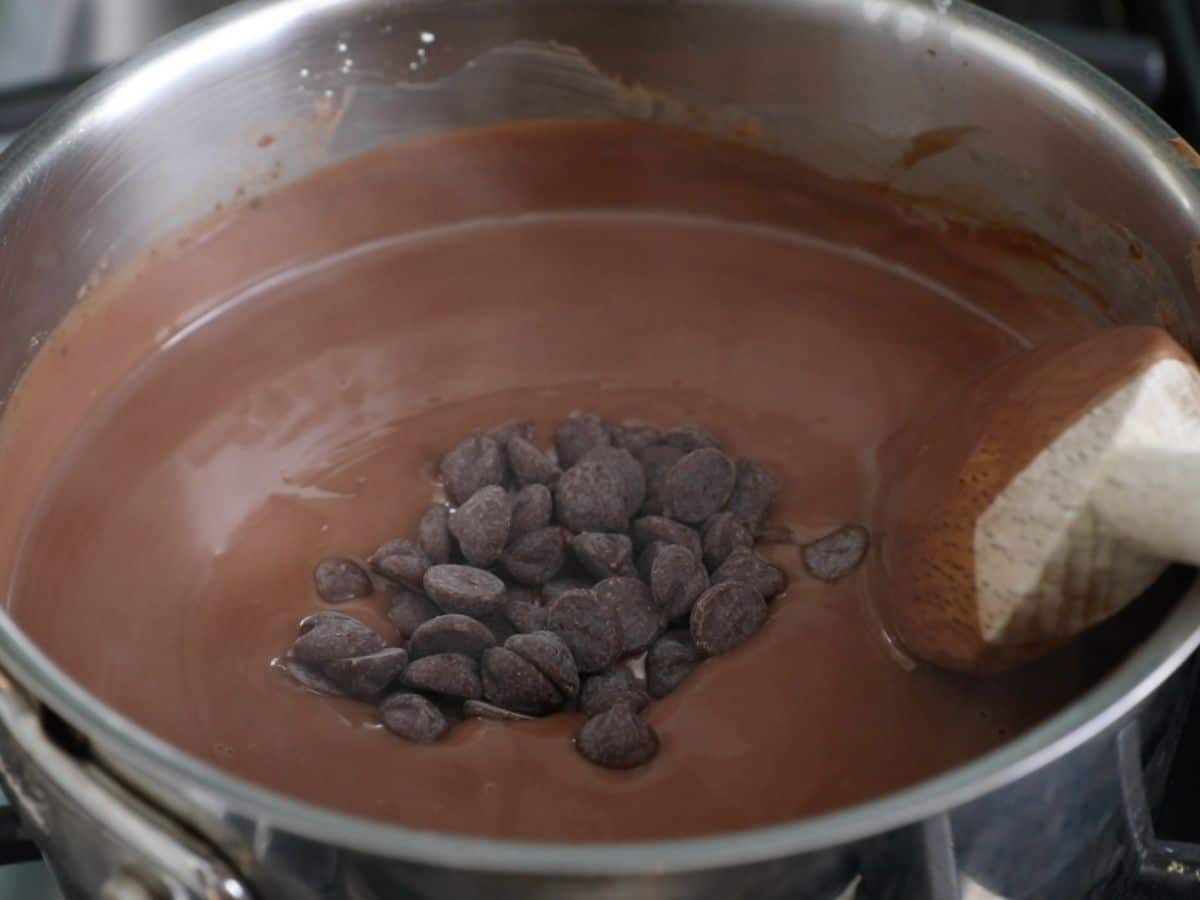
<box><xmin>3</xmin><ymin>0</ymin><xmax>1200</xmax><ymax>897</ymax></box>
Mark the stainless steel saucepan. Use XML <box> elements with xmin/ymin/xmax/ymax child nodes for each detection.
<box><xmin>3</xmin><ymin>1</ymin><xmax>1200</xmax><ymax>897</ymax></box>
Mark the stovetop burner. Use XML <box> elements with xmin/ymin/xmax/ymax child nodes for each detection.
<box><xmin>3</xmin><ymin>2</ymin><xmax>1200</xmax><ymax>898</ymax></box>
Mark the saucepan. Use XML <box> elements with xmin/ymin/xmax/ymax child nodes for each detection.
<box><xmin>3</xmin><ymin>1</ymin><xmax>1200</xmax><ymax>897</ymax></box>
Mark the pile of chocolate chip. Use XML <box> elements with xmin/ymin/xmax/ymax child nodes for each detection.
<box><xmin>278</xmin><ymin>415</ymin><xmax>796</xmax><ymax>770</ymax></box>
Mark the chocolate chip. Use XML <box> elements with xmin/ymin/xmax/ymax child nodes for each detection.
<box><xmin>637</xmin><ymin>541</ymin><xmax>667</xmax><ymax>583</ymax></box>
<box><xmin>408</xmin><ymin>613</ymin><xmax>497</xmax><ymax>660</ymax></box>
<box><xmin>663</xmin><ymin>424</ymin><xmax>721</xmax><ymax>453</ymax></box>
<box><xmin>638</xmin><ymin>444</ymin><xmax>685</xmax><ymax>515</ymax></box>
<box><xmin>506</xmin><ymin>436</ymin><xmax>562</xmax><ymax>486</ymax></box>
<box><xmin>509</xmin><ymin>483</ymin><xmax>553</xmax><ymax>539</ymax></box>
<box><xmin>645</xmin><ymin>630</ymin><xmax>701</xmax><ymax>698</ymax></box>
<box><xmin>576</xmin><ymin>703</ymin><xmax>658</xmax><ymax>769</ymax></box>
<box><xmin>503</xmin><ymin>594</ymin><xmax>548</xmax><ymax>634</ymax></box>
<box><xmin>448</xmin><ymin>485</ymin><xmax>511</xmax><ymax>567</ymax></box>
<box><xmin>665</xmin><ymin>448</ymin><xmax>736</xmax><ymax>524</ymax></box>
<box><xmin>650</xmin><ymin>545</ymin><xmax>710</xmax><ymax>622</ymax></box>
<box><xmin>570</xmin><ymin>532</ymin><xmax>636</xmax><ymax>580</ymax></box>
<box><xmin>324</xmin><ymin>648</ymin><xmax>408</xmax><ymax>700</ymax></box>
<box><xmin>580</xmin><ymin>668</ymin><xmax>650</xmax><ymax>716</ymax></box>
<box><xmin>490</xmin><ymin>419</ymin><xmax>536</xmax><ymax>447</ymax></box>
<box><xmin>632</xmin><ymin>516</ymin><xmax>703</xmax><ymax>562</ymax></box>
<box><xmin>292</xmin><ymin>612</ymin><xmax>385</xmax><ymax>665</ymax></box>
<box><xmin>554</xmin><ymin>454</ymin><xmax>633</xmax><ymax>533</ymax></box>
<box><xmin>546</xmin><ymin>589</ymin><xmax>622</xmax><ymax>673</ymax></box>
<box><xmin>369</xmin><ymin>538</ymin><xmax>431</xmax><ymax>587</ymax></box>
<box><xmin>379</xmin><ymin>693</ymin><xmax>449</xmax><ymax>743</ymax></box>
<box><xmin>417</xmin><ymin>504</ymin><xmax>452</xmax><ymax>565</ymax></box>
<box><xmin>387</xmin><ymin>586</ymin><xmax>442</xmax><ymax>639</ymax></box>
<box><xmin>712</xmin><ymin>548</ymin><xmax>787</xmax><ymax>599</ymax></box>
<box><xmin>463</xmin><ymin>699</ymin><xmax>535</xmax><ymax>722</ymax></box>
<box><xmin>404</xmin><ymin>652</ymin><xmax>482</xmax><ymax>699</ymax></box>
<box><xmin>501</xmin><ymin>526</ymin><xmax>568</xmax><ymax>585</ymax></box>
<box><xmin>701</xmin><ymin>512</ymin><xmax>755</xmax><ymax>570</ymax></box>
<box><xmin>481</xmin><ymin>646</ymin><xmax>563</xmax><ymax>714</ymax></box>
<box><xmin>505</xmin><ymin>631</ymin><xmax>580</xmax><ymax>699</ymax></box>
<box><xmin>422</xmin><ymin>565</ymin><xmax>506</xmax><ymax>618</ymax></box>
<box><xmin>554</xmin><ymin>414</ymin><xmax>612</xmax><ymax>467</ymax></box>
<box><xmin>803</xmin><ymin>525</ymin><xmax>869</xmax><ymax>582</ymax></box>
<box><xmin>595</xmin><ymin>576</ymin><xmax>663</xmax><ymax>655</ymax></box>
<box><xmin>275</xmin><ymin>657</ymin><xmax>343</xmax><ymax>696</ymax></box>
<box><xmin>312</xmin><ymin>557</ymin><xmax>373</xmax><ymax>603</ymax></box>
<box><xmin>690</xmin><ymin>581</ymin><xmax>768</xmax><ymax>656</ymax></box>
<box><xmin>542</xmin><ymin>577</ymin><xmax>593</xmax><ymax>603</ymax></box>
<box><xmin>440</xmin><ymin>432</ymin><xmax>505</xmax><ymax>505</ymax></box>
<box><xmin>726</xmin><ymin>458</ymin><xmax>777</xmax><ymax>525</ymax></box>
<box><xmin>581</xmin><ymin>447</ymin><xmax>645</xmax><ymax>519</ymax></box>
<box><xmin>612</xmin><ymin>421</ymin><xmax>662</xmax><ymax>453</ymax></box>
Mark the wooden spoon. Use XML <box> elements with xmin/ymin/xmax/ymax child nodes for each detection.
<box><xmin>877</xmin><ymin>325</ymin><xmax>1200</xmax><ymax>673</ymax></box>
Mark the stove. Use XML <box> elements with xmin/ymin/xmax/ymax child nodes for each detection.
<box><xmin>2</xmin><ymin>1</ymin><xmax>1200</xmax><ymax>898</ymax></box>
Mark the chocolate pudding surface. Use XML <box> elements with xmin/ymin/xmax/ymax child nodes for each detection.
<box><xmin>0</xmin><ymin>120</ymin><xmax>1169</xmax><ymax>841</ymax></box>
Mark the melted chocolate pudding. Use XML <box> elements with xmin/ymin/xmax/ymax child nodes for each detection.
<box><xmin>0</xmin><ymin>120</ymin><xmax>1168</xmax><ymax>840</ymax></box>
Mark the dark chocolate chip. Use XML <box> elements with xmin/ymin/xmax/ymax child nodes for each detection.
<box><xmin>501</xmin><ymin>526</ymin><xmax>568</xmax><ymax>585</ymax></box>
<box><xmin>408</xmin><ymin>613</ymin><xmax>497</xmax><ymax>660</ymax></box>
<box><xmin>312</xmin><ymin>557</ymin><xmax>373</xmax><ymax>603</ymax></box>
<box><xmin>581</xmin><ymin>446</ymin><xmax>645</xmax><ymax>520</ymax></box>
<box><xmin>580</xmin><ymin>668</ymin><xmax>650</xmax><ymax>716</ymax></box>
<box><xmin>481</xmin><ymin>646</ymin><xmax>563</xmax><ymax>714</ymax></box>
<box><xmin>509</xmin><ymin>483</ymin><xmax>553</xmax><ymax>539</ymax></box>
<box><xmin>701</xmin><ymin>512</ymin><xmax>755</xmax><ymax>570</ymax></box>
<box><xmin>663</xmin><ymin>424</ymin><xmax>721</xmax><ymax>453</ymax></box>
<box><xmin>546</xmin><ymin>589</ymin><xmax>623</xmax><ymax>673</ymax></box>
<box><xmin>570</xmin><ymin>532</ymin><xmax>636</xmax><ymax>580</ymax></box>
<box><xmin>542</xmin><ymin>577</ymin><xmax>593</xmax><ymax>603</ymax></box>
<box><xmin>379</xmin><ymin>692</ymin><xmax>449</xmax><ymax>743</ymax></box>
<box><xmin>275</xmin><ymin>657</ymin><xmax>343</xmax><ymax>696</ymax></box>
<box><xmin>506</xmin><ymin>436</ymin><xmax>562</xmax><ymax>486</ymax></box>
<box><xmin>387</xmin><ymin>586</ymin><xmax>442</xmax><ymax>639</ymax></box>
<box><xmin>422</xmin><ymin>565</ymin><xmax>506</xmax><ymax>618</ymax></box>
<box><xmin>448</xmin><ymin>485</ymin><xmax>512</xmax><ymax>567</ymax></box>
<box><xmin>417</xmin><ymin>504</ymin><xmax>452</xmax><ymax>565</ymax></box>
<box><xmin>490</xmin><ymin>420</ymin><xmax>536</xmax><ymax>447</ymax></box>
<box><xmin>632</xmin><ymin>516</ymin><xmax>703</xmax><ymax>562</ymax></box>
<box><xmin>576</xmin><ymin>703</ymin><xmax>658</xmax><ymax>769</ymax></box>
<box><xmin>690</xmin><ymin>581</ymin><xmax>768</xmax><ymax>656</ymax></box>
<box><xmin>612</xmin><ymin>421</ymin><xmax>663</xmax><ymax>453</ymax></box>
<box><xmin>554</xmin><ymin>454</ymin><xmax>633</xmax><ymax>533</ymax></box>
<box><xmin>638</xmin><ymin>444</ymin><xmax>685</xmax><ymax>515</ymax></box>
<box><xmin>403</xmin><ymin>652</ymin><xmax>482</xmax><ymax>699</ymax></box>
<box><xmin>650</xmin><ymin>545</ymin><xmax>710</xmax><ymax>622</ymax></box>
<box><xmin>324</xmin><ymin>648</ymin><xmax>408</xmax><ymax>700</ymax></box>
<box><xmin>505</xmin><ymin>630</ymin><xmax>580</xmax><ymax>699</ymax></box>
<box><xmin>636</xmin><ymin>541</ymin><xmax>668</xmax><ymax>583</ymax></box>
<box><xmin>554</xmin><ymin>414</ymin><xmax>613</xmax><ymax>468</ymax></box>
<box><xmin>712</xmin><ymin>548</ymin><xmax>787</xmax><ymax>599</ymax></box>
<box><xmin>463</xmin><ymin>699</ymin><xmax>535</xmax><ymax>722</ymax></box>
<box><xmin>504</xmin><ymin>594</ymin><xmax>548</xmax><ymax>634</ymax></box>
<box><xmin>440</xmin><ymin>432</ymin><xmax>505</xmax><ymax>505</ymax></box>
<box><xmin>645</xmin><ymin>630</ymin><xmax>702</xmax><ymax>698</ymax></box>
<box><xmin>292</xmin><ymin>612</ymin><xmax>385</xmax><ymax>665</ymax></box>
<box><xmin>803</xmin><ymin>525</ymin><xmax>869</xmax><ymax>582</ymax></box>
<box><xmin>665</xmin><ymin>448</ymin><xmax>737</xmax><ymax>524</ymax></box>
<box><xmin>595</xmin><ymin>576</ymin><xmax>664</xmax><ymax>655</ymax></box>
<box><xmin>369</xmin><ymin>538</ymin><xmax>431</xmax><ymax>587</ymax></box>
<box><xmin>726</xmin><ymin>458</ymin><xmax>778</xmax><ymax>525</ymax></box>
